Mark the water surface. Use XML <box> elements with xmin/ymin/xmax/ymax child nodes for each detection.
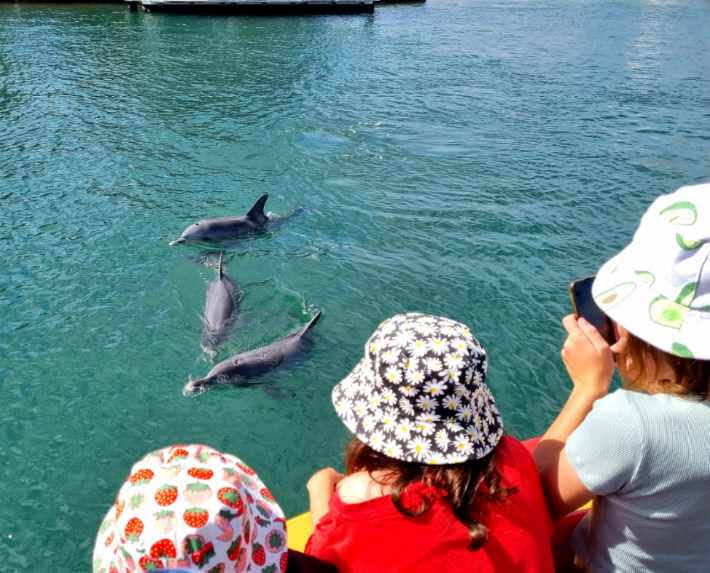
<box><xmin>1</xmin><ymin>1</ymin><xmax>710</xmax><ymax>570</ymax></box>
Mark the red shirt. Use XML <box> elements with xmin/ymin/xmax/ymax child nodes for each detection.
<box><xmin>305</xmin><ymin>437</ymin><xmax>553</xmax><ymax>573</ymax></box>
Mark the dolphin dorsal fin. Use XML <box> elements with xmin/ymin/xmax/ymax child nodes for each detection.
<box><xmin>218</xmin><ymin>250</ymin><xmax>224</xmax><ymax>280</ymax></box>
<box><xmin>246</xmin><ymin>194</ymin><xmax>269</xmax><ymax>226</ymax></box>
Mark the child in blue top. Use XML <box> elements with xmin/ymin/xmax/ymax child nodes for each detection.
<box><xmin>536</xmin><ymin>183</ymin><xmax>710</xmax><ymax>572</ymax></box>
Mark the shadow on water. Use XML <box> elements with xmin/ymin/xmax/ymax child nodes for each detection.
<box><xmin>179</xmin><ymin>234</ymin><xmax>277</xmax><ymax>260</ymax></box>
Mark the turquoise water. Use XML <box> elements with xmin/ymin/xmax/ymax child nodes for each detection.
<box><xmin>2</xmin><ymin>0</ymin><xmax>710</xmax><ymax>569</ymax></box>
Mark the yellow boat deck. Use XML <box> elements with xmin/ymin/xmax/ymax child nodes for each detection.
<box><xmin>287</xmin><ymin>512</ymin><xmax>313</xmax><ymax>552</ymax></box>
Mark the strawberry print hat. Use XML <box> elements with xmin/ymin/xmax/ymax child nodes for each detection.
<box><xmin>93</xmin><ymin>444</ymin><xmax>287</xmax><ymax>573</ymax></box>
<box><xmin>332</xmin><ymin>313</ymin><xmax>503</xmax><ymax>465</ymax></box>
<box><xmin>592</xmin><ymin>183</ymin><xmax>710</xmax><ymax>359</ymax></box>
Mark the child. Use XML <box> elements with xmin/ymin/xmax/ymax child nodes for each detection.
<box><xmin>93</xmin><ymin>443</ymin><xmax>335</xmax><ymax>573</ymax></box>
<box><xmin>305</xmin><ymin>313</ymin><xmax>554</xmax><ymax>573</ymax></box>
<box><xmin>535</xmin><ymin>183</ymin><xmax>710</xmax><ymax>571</ymax></box>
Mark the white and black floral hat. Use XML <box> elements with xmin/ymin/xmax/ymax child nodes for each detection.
<box><xmin>332</xmin><ymin>313</ymin><xmax>503</xmax><ymax>465</ymax></box>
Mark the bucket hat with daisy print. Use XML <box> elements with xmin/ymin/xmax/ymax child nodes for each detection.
<box><xmin>332</xmin><ymin>313</ymin><xmax>503</xmax><ymax>465</ymax></box>
<box><xmin>93</xmin><ymin>444</ymin><xmax>288</xmax><ymax>573</ymax></box>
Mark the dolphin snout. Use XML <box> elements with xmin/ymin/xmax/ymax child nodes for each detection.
<box><xmin>183</xmin><ymin>378</ymin><xmax>207</xmax><ymax>396</ymax></box>
<box><xmin>169</xmin><ymin>237</ymin><xmax>186</xmax><ymax>246</ymax></box>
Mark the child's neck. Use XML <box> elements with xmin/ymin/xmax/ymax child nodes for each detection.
<box><xmin>337</xmin><ymin>470</ymin><xmax>396</xmax><ymax>504</ymax></box>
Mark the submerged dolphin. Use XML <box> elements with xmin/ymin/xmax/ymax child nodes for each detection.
<box><xmin>201</xmin><ymin>251</ymin><xmax>239</xmax><ymax>355</ymax></box>
<box><xmin>170</xmin><ymin>194</ymin><xmax>270</xmax><ymax>246</ymax></box>
<box><xmin>184</xmin><ymin>311</ymin><xmax>321</xmax><ymax>395</ymax></box>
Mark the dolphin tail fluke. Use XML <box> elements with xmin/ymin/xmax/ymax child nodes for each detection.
<box><xmin>301</xmin><ymin>310</ymin><xmax>322</xmax><ymax>335</ymax></box>
<box><xmin>246</xmin><ymin>194</ymin><xmax>269</xmax><ymax>226</ymax></box>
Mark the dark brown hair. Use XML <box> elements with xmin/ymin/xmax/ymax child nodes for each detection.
<box><xmin>345</xmin><ymin>437</ymin><xmax>515</xmax><ymax>550</ymax></box>
<box><xmin>619</xmin><ymin>332</ymin><xmax>710</xmax><ymax>400</ymax></box>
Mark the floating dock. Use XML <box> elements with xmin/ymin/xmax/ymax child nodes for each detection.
<box><xmin>130</xmin><ymin>0</ymin><xmax>375</xmax><ymax>14</ymax></box>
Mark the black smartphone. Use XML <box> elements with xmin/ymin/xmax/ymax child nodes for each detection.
<box><xmin>568</xmin><ymin>276</ymin><xmax>615</xmax><ymax>345</ymax></box>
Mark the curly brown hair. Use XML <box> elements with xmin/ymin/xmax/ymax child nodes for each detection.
<box><xmin>619</xmin><ymin>332</ymin><xmax>710</xmax><ymax>400</ymax></box>
<box><xmin>344</xmin><ymin>437</ymin><xmax>515</xmax><ymax>550</ymax></box>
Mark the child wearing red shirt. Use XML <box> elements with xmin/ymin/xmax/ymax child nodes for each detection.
<box><xmin>305</xmin><ymin>313</ymin><xmax>554</xmax><ymax>573</ymax></box>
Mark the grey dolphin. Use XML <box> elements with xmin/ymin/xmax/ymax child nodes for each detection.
<box><xmin>201</xmin><ymin>251</ymin><xmax>239</xmax><ymax>355</ymax></box>
<box><xmin>184</xmin><ymin>311</ymin><xmax>321</xmax><ymax>395</ymax></box>
<box><xmin>169</xmin><ymin>194</ymin><xmax>270</xmax><ymax>246</ymax></box>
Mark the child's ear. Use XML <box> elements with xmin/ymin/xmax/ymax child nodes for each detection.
<box><xmin>609</xmin><ymin>324</ymin><xmax>629</xmax><ymax>354</ymax></box>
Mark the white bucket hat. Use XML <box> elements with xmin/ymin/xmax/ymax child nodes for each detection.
<box><xmin>332</xmin><ymin>313</ymin><xmax>503</xmax><ymax>465</ymax></box>
<box><xmin>93</xmin><ymin>444</ymin><xmax>287</xmax><ymax>573</ymax></box>
<box><xmin>592</xmin><ymin>183</ymin><xmax>710</xmax><ymax>360</ymax></box>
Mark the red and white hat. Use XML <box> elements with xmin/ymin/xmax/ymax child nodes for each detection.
<box><xmin>93</xmin><ymin>444</ymin><xmax>287</xmax><ymax>573</ymax></box>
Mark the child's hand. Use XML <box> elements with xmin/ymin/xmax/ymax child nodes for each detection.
<box><xmin>307</xmin><ymin>467</ymin><xmax>344</xmax><ymax>494</ymax></box>
<box><xmin>561</xmin><ymin>314</ymin><xmax>616</xmax><ymax>400</ymax></box>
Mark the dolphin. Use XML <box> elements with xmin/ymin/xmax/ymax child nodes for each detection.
<box><xmin>201</xmin><ymin>251</ymin><xmax>239</xmax><ymax>355</ymax></box>
<box><xmin>184</xmin><ymin>311</ymin><xmax>321</xmax><ymax>395</ymax></box>
<box><xmin>169</xmin><ymin>194</ymin><xmax>270</xmax><ymax>246</ymax></box>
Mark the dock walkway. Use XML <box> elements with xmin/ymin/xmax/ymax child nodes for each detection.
<box><xmin>131</xmin><ymin>0</ymin><xmax>376</xmax><ymax>14</ymax></box>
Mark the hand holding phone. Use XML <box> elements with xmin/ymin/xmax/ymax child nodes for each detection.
<box><xmin>568</xmin><ymin>276</ymin><xmax>615</xmax><ymax>345</ymax></box>
<box><xmin>561</xmin><ymin>313</ymin><xmax>616</xmax><ymax>400</ymax></box>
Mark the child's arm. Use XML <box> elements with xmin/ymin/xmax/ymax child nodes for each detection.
<box><xmin>534</xmin><ymin>315</ymin><xmax>621</xmax><ymax>517</ymax></box>
<box><xmin>306</xmin><ymin>467</ymin><xmax>344</xmax><ymax>529</ymax></box>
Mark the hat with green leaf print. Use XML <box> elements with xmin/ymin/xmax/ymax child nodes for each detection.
<box><xmin>592</xmin><ymin>183</ymin><xmax>710</xmax><ymax>360</ymax></box>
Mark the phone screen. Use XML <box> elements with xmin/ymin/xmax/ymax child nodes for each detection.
<box><xmin>569</xmin><ymin>276</ymin><xmax>615</xmax><ymax>345</ymax></box>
